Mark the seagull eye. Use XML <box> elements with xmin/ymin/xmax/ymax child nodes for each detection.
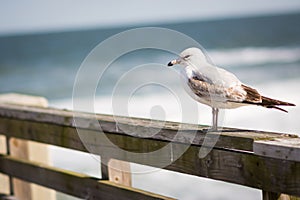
<box><xmin>183</xmin><ymin>55</ymin><xmax>190</xmax><ymax>60</ymax></box>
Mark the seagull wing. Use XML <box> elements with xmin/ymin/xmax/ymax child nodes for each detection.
<box><xmin>240</xmin><ymin>84</ymin><xmax>262</xmax><ymax>103</ymax></box>
<box><xmin>236</xmin><ymin>84</ymin><xmax>295</xmax><ymax>112</ymax></box>
<box><xmin>188</xmin><ymin>78</ymin><xmax>295</xmax><ymax>112</ymax></box>
<box><xmin>187</xmin><ymin>75</ymin><xmax>246</xmax><ymax>103</ymax></box>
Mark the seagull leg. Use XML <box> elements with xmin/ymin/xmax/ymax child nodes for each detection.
<box><xmin>211</xmin><ymin>107</ymin><xmax>219</xmax><ymax>131</ymax></box>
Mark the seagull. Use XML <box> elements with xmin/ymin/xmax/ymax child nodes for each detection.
<box><xmin>167</xmin><ymin>47</ymin><xmax>295</xmax><ymax>131</ymax></box>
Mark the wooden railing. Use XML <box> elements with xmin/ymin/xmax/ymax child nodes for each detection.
<box><xmin>0</xmin><ymin>94</ymin><xmax>299</xmax><ymax>200</ymax></box>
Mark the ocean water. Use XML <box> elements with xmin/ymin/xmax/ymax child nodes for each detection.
<box><xmin>1</xmin><ymin>12</ymin><xmax>300</xmax><ymax>200</ymax></box>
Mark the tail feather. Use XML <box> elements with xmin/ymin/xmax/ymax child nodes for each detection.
<box><xmin>261</xmin><ymin>96</ymin><xmax>295</xmax><ymax>112</ymax></box>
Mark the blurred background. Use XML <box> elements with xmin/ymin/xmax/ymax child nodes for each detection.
<box><xmin>1</xmin><ymin>0</ymin><xmax>300</xmax><ymax>199</ymax></box>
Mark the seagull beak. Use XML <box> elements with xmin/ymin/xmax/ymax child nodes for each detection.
<box><xmin>167</xmin><ymin>58</ymin><xmax>181</xmax><ymax>67</ymax></box>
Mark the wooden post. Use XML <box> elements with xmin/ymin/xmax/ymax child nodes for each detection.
<box><xmin>0</xmin><ymin>93</ymin><xmax>55</xmax><ymax>200</ymax></box>
<box><xmin>108</xmin><ymin>159</ymin><xmax>132</xmax><ymax>187</ymax></box>
<box><xmin>0</xmin><ymin>135</ymin><xmax>9</xmax><ymax>195</ymax></box>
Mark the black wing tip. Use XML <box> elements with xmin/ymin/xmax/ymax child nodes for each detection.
<box><xmin>261</xmin><ymin>96</ymin><xmax>296</xmax><ymax>111</ymax></box>
<box><xmin>288</xmin><ymin>102</ymin><xmax>296</xmax><ymax>106</ymax></box>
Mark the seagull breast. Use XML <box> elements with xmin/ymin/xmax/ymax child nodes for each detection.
<box><xmin>182</xmin><ymin>65</ymin><xmax>250</xmax><ymax>108</ymax></box>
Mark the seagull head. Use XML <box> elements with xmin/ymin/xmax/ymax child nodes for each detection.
<box><xmin>167</xmin><ymin>47</ymin><xmax>208</xmax><ymax>67</ymax></box>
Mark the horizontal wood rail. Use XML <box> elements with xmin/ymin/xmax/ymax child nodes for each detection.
<box><xmin>0</xmin><ymin>102</ymin><xmax>299</xmax><ymax>199</ymax></box>
<box><xmin>0</xmin><ymin>154</ymin><xmax>171</xmax><ymax>200</ymax></box>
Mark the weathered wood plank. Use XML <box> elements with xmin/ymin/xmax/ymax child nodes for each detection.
<box><xmin>254</xmin><ymin>138</ymin><xmax>300</xmax><ymax>161</ymax></box>
<box><xmin>165</xmin><ymin>146</ymin><xmax>300</xmax><ymax>197</ymax></box>
<box><xmin>0</xmin><ymin>118</ymin><xmax>86</xmax><ymax>152</ymax></box>
<box><xmin>0</xmin><ymin>154</ymin><xmax>174</xmax><ymax>200</ymax></box>
<box><xmin>0</xmin><ymin>103</ymin><xmax>299</xmax><ymax>197</ymax></box>
<box><xmin>0</xmin><ymin>117</ymin><xmax>299</xmax><ymax>196</ymax></box>
<box><xmin>0</xmin><ymin>103</ymin><xmax>293</xmax><ymax>152</ymax></box>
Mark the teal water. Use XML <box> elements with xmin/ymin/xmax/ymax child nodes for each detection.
<box><xmin>1</xmin><ymin>12</ymin><xmax>300</xmax><ymax>200</ymax></box>
<box><xmin>0</xmin><ymin>12</ymin><xmax>299</xmax><ymax>100</ymax></box>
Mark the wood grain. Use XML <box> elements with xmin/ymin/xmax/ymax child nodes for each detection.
<box><xmin>254</xmin><ymin>137</ymin><xmax>300</xmax><ymax>161</ymax></box>
<box><xmin>0</xmin><ymin>154</ymin><xmax>174</xmax><ymax>200</ymax></box>
<box><xmin>0</xmin><ymin>103</ymin><xmax>291</xmax><ymax>152</ymax></box>
<box><xmin>0</xmin><ymin>103</ymin><xmax>299</xmax><ymax>198</ymax></box>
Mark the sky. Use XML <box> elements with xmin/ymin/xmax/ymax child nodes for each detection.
<box><xmin>0</xmin><ymin>0</ymin><xmax>300</xmax><ymax>35</ymax></box>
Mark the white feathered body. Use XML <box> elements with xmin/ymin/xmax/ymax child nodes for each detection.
<box><xmin>168</xmin><ymin>47</ymin><xmax>294</xmax><ymax>112</ymax></box>
<box><xmin>181</xmin><ymin>65</ymin><xmax>247</xmax><ymax>109</ymax></box>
